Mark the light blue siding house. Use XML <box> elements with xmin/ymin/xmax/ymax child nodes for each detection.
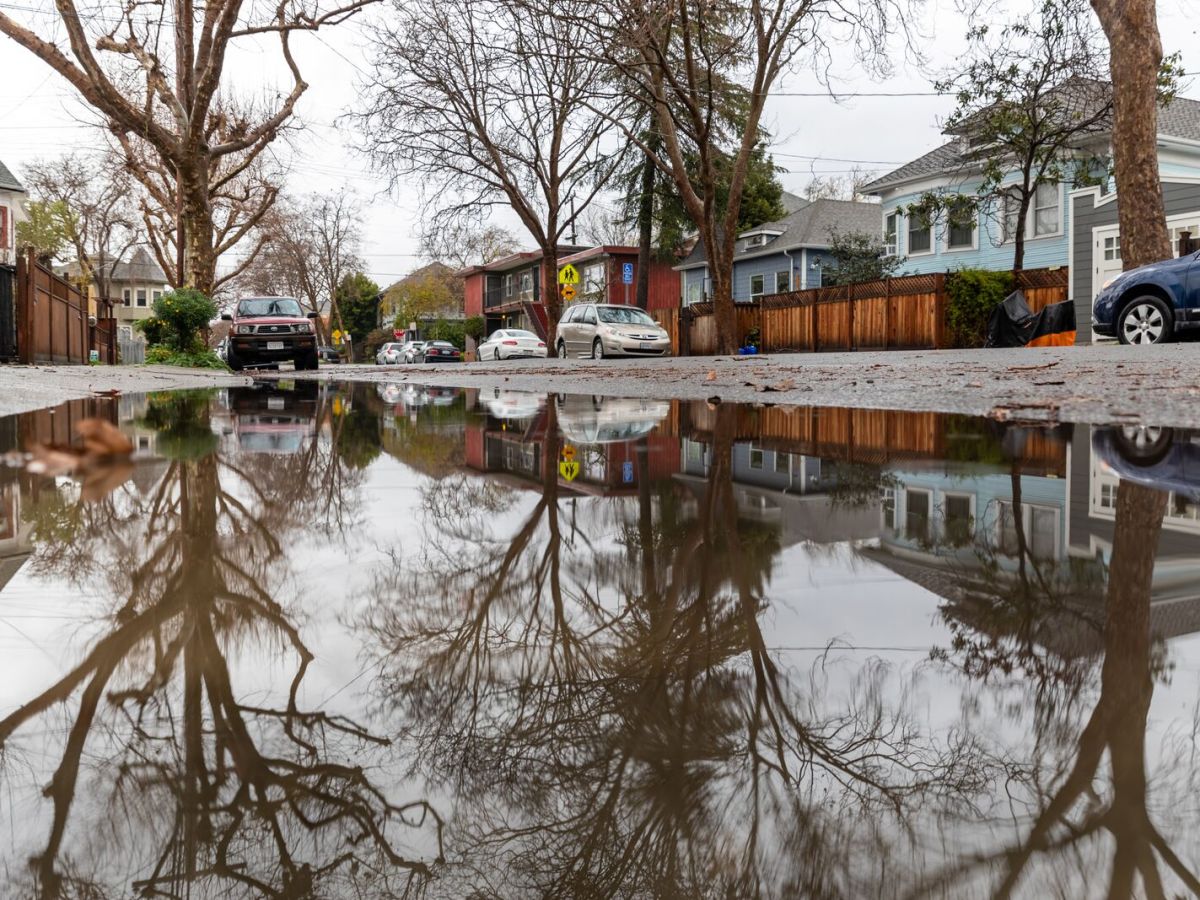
<box><xmin>675</xmin><ymin>197</ymin><xmax>882</xmax><ymax>304</ymax></box>
<box><xmin>863</xmin><ymin>94</ymin><xmax>1200</xmax><ymax>277</ymax></box>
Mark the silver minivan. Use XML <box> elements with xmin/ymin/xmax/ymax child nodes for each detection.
<box><xmin>554</xmin><ymin>304</ymin><xmax>671</xmax><ymax>359</ymax></box>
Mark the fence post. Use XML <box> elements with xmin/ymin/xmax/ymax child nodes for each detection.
<box><xmin>810</xmin><ymin>299</ymin><xmax>819</xmax><ymax>352</ymax></box>
<box><xmin>758</xmin><ymin>296</ymin><xmax>765</xmax><ymax>353</ymax></box>
<box><xmin>846</xmin><ymin>282</ymin><xmax>854</xmax><ymax>351</ymax></box>
<box><xmin>933</xmin><ymin>273</ymin><xmax>947</xmax><ymax>349</ymax></box>
<box><xmin>15</xmin><ymin>249</ymin><xmax>32</xmax><ymax>364</ymax></box>
<box><xmin>884</xmin><ymin>277</ymin><xmax>891</xmax><ymax>350</ymax></box>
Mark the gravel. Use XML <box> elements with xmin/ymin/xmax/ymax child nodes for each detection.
<box><xmin>7</xmin><ymin>342</ymin><xmax>1200</xmax><ymax>427</ymax></box>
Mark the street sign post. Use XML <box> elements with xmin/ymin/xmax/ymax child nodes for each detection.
<box><xmin>622</xmin><ymin>262</ymin><xmax>634</xmax><ymax>284</ymax></box>
<box><xmin>558</xmin><ymin>264</ymin><xmax>580</xmax><ymax>285</ymax></box>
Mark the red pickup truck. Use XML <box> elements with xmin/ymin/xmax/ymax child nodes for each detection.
<box><xmin>221</xmin><ymin>296</ymin><xmax>320</xmax><ymax>372</ymax></box>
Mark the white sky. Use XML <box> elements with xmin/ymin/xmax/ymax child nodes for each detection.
<box><xmin>0</xmin><ymin>0</ymin><xmax>1196</xmax><ymax>289</ymax></box>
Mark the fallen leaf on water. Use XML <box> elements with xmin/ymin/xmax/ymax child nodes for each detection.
<box><xmin>76</xmin><ymin>418</ymin><xmax>134</xmax><ymax>457</ymax></box>
<box><xmin>25</xmin><ymin>417</ymin><xmax>135</xmax><ymax>500</ymax></box>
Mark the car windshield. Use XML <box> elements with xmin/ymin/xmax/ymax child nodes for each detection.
<box><xmin>597</xmin><ymin>306</ymin><xmax>656</xmax><ymax>326</ymax></box>
<box><xmin>237</xmin><ymin>298</ymin><xmax>303</xmax><ymax>318</ymax></box>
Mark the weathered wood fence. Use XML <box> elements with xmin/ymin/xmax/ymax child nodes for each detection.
<box><xmin>9</xmin><ymin>250</ymin><xmax>116</xmax><ymax>365</ymax></box>
<box><xmin>661</xmin><ymin>267</ymin><xmax>1069</xmax><ymax>356</ymax></box>
<box><xmin>681</xmin><ymin>403</ymin><xmax>1068</xmax><ymax>477</ymax></box>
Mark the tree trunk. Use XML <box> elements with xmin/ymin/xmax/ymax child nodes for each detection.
<box><xmin>1091</xmin><ymin>0</ymin><xmax>1173</xmax><ymax>269</ymax></box>
<box><xmin>708</xmin><ymin>250</ymin><xmax>736</xmax><ymax>355</ymax></box>
<box><xmin>542</xmin><ymin>249</ymin><xmax>561</xmax><ymax>355</ymax></box>
<box><xmin>635</xmin><ymin>152</ymin><xmax>654</xmax><ymax>310</ymax></box>
<box><xmin>180</xmin><ymin>162</ymin><xmax>216</xmax><ymax>294</ymax></box>
<box><xmin>1013</xmin><ymin>193</ymin><xmax>1032</xmax><ymax>272</ymax></box>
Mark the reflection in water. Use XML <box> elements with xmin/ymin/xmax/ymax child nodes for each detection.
<box><xmin>2</xmin><ymin>384</ymin><xmax>1200</xmax><ymax>897</ymax></box>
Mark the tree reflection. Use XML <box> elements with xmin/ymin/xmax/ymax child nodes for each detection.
<box><xmin>920</xmin><ymin>478</ymin><xmax>1200</xmax><ymax>897</ymax></box>
<box><xmin>0</xmin><ymin>387</ymin><xmax>439</xmax><ymax>899</ymax></box>
<box><xmin>361</xmin><ymin>402</ymin><xmax>984</xmax><ymax>897</ymax></box>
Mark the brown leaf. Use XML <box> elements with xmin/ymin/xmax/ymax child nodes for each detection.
<box><xmin>26</xmin><ymin>446</ymin><xmax>86</xmax><ymax>477</ymax></box>
<box><xmin>75</xmin><ymin>418</ymin><xmax>134</xmax><ymax>457</ymax></box>
<box><xmin>705</xmin><ymin>370</ymin><xmax>717</xmax><ymax>382</ymax></box>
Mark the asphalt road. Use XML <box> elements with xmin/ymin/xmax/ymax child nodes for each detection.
<box><xmin>6</xmin><ymin>342</ymin><xmax>1200</xmax><ymax>426</ymax></box>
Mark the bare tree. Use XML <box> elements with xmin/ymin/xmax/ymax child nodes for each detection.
<box><xmin>0</xmin><ymin>0</ymin><xmax>376</xmax><ymax>294</ymax></box>
<box><xmin>362</xmin><ymin>0</ymin><xmax>625</xmax><ymax>351</ymax></box>
<box><xmin>21</xmin><ymin>153</ymin><xmax>138</xmax><ymax>311</ymax></box>
<box><xmin>804</xmin><ymin>165</ymin><xmax>879</xmax><ymax>202</ymax></box>
<box><xmin>574</xmin><ymin>0</ymin><xmax>904</xmax><ymax>353</ymax></box>
<box><xmin>420</xmin><ymin>220</ymin><xmax>522</xmax><ymax>271</ymax></box>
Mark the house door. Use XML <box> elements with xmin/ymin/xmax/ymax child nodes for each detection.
<box><xmin>1092</xmin><ymin>225</ymin><xmax>1123</xmax><ymax>313</ymax></box>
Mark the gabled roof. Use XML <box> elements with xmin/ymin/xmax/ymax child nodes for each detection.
<box><xmin>59</xmin><ymin>246</ymin><xmax>168</xmax><ymax>284</ymax></box>
<box><xmin>864</xmin><ymin>89</ymin><xmax>1200</xmax><ymax>194</ymax></box>
<box><xmin>675</xmin><ymin>199</ymin><xmax>882</xmax><ymax>270</ymax></box>
<box><xmin>0</xmin><ymin>159</ymin><xmax>24</xmax><ymax>193</ymax></box>
<box><xmin>454</xmin><ymin>245</ymin><xmax>588</xmax><ymax>278</ymax></box>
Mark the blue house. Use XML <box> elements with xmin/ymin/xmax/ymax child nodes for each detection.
<box><xmin>674</xmin><ymin>196</ymin><xmax>882</xmax><ymax>305</ymax></box>
<box><xmin>863</xmin><ymin>94</ymin><xmax>1200</xmax><ymax>277</ymax></box>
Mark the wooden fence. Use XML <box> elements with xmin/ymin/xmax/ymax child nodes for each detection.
<box><xmin>682</xmin><ymin>403</ymin><xmax>1069</xmax><ymax>477</ymax></box>
<box><xmin>664</xmin><ymin>267</ymin><xmax>1069</xmax><ymax>356</ymax></box>
<box><xmin>11</xmin><ymin>250</ymin><xmax>116</xmax><ymax>365</ymax></box>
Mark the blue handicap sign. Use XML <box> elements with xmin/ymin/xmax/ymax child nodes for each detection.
<box><xmin>622</xmin><ymin>262</ymin><xmax>634</xmax><ymax>284</ymax></box>
<box><xmin>622</xmin><ymin>460</ymin><xmax>634</xmax><ymax>483</ymax></box>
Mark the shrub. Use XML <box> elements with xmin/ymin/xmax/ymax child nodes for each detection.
<box><xmin>363</xmin><ymin>327</ymin><xmax>394</xmax><ymax>359</ymax></box>
<box><xmin>134</xmin><ymin>316</ymin><xmax>170</xmax><ymax>346</ymax></box>
<box><xmin>146</xmin><ymin>346</ymin><xmax>228</xmax><ymax>369</ymax></box>
<box><xmin>152</xmin><ymin>288</ymin><xmax>218</xmax><ymax>352</ymax></box>
<box><xmin>946</xmin><ymin>269</ymin><xmax>1015</xmax><ymax>348</ymax></box>
<box><xmin>426</xmin><ymin>318</ymin><xmax>466</xmax><ymax>348</ymax></box>
<box><xmin>463</xmin><ymin>315</ymin><xmax>486</xmax><ymax>342</ymax></box>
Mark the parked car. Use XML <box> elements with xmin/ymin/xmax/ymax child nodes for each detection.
<box><xmin>318</xmin><ymin>345</ymin><xmax>340</xmax><ymax>363</ymax></box>
<box><xmin>1092</xmin><ymin>248</ymin><xmax>1200</xmax><ymax>344</ymax></box>
<box><xmin>1092</xmin><ymin>425</ymin><xmax>1200</xmax><ymax>499</ymax></box>
<box><xmin>556</xmin><ymin>395</ymin><xmax>672</xmax><ymax>444</ymax></box>
<box><xmin>555</xmin><ymin>304</ymin><xmax>672</xmax><ymax>359</ymax></box>
<box><xmin>376</xmin><ymin>342</ymin><xmax>404</xmax><ymax>365</ymax></box>
<box><xmin>477</xmin><ymin>329</ymin><xmax>547</xmax><ymax>361</ymax></box>
<box><xmin>220</xmin><ymin>297</ymin><xmax>319</xmax><ymax>371</ymax></box>
<box><xmin>401</xmin><ymin>340</ymin><xmax>427</xmax><ymax>363</ymax></box>
<box><xmin>420</xmin><ymin>341</ymin><xmax>463</xmax><ymax>363</ymax></box>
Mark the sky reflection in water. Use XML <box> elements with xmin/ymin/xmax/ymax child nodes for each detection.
<box><xmin>0</xmin><ymin>380</ymin><xmax>1199</xmax><ymax>899</ymax></box>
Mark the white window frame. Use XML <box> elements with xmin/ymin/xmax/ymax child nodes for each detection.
<box><xmin>994</xmin><ymin>501</ymin><xmax>1060</xmax><ymax>559</ymax></box>
<box><xmin>1032</xmin><ymin>181</ymin><xmax>1062</xmax><ymax>239</ymax></box>
<box><xmin>749</xmin><ymin>274</ymin><xmax>766</xmax><ymax>299</ymax></box>
<box><xmin>907</xmin><ymin>215</ymin><xmax>933</xmax><ymax>256</ymax></box>
<box><xmin>940</xmin><ymin>491</ymin><xmax>976</xmax><ymax>544</ymax></box>
<box><xmin>136</xmin><ymin>289</ymin><xmax>147</xmax><ymax>307</ymax></box>
<box><xmin>748</xmin><ymin>445</ymin><xmax>764</xmax><ymax>469</ymax></box>
<box><xmin>883</xmin><ymin>212</ymin><xmax>899</xmax><ymax>257</ymax></box>
<box><xmin>122</xmin><ymin>289</ymin><xmax>131</xmax><ymax>307</ymax></box>
<box><xmin>944</xmin><ymin>200</ymin><xmax>978</xmax><ymax>251</ymax></box>
<box><xmin>582</xmin><ymin>263</ymin><xmax>605</xmax><ymax>296</ymax></box>
<box><xmin>904</xmin><ymin>488</ymin><xmax>933</xmax><ymax>541</ymax></box>
<box><xmin>503</xmin><ymin>273</ymin><xmax>514</xmax><ymax>298</ymax></box>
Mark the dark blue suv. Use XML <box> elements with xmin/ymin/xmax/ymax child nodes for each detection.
<box><xmin>1092</xmin><ymin>249</ymin><xmax>1200</xmax><ymax>344</ymax></box>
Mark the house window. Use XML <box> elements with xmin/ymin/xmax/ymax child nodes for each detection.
<box><xmin>1034</xmin><ymin>182</ymin><xmax>1060</xmax><ymax>236</ymax></box>
<box><xmin>745</xmin><ymin>234</ymin><xmax>768</xmax><ymax>249</ymax></box>
<box><xmin>136</xmin><ymin>289</ymin><xmax>147</xmax><ymax>307</ymax></box>
<box><xmin>775</xmin><ymin>270</ymin><xmax>791</xmax><ymax>294</ymax></box>
<box><xmin>685</xmin><ymin>277</ymin><xmax>703</xmax><ymax>305</ymax></box>
<box><xmin>152</xmin><ymin>290</ymin><xmax>162</xmax><ymax>302</ymax></box>
<box><xmin>908</xmin><ymin>216</ymin><xmax>932</xmax><ymax>254</ymax></box>
<box><xmin>749</xmin><ymin>274</ymin><xmax>765</xmax><ymax>299</ymax></box>
<box><xmin>943</xmin><ymin>494</ymin><xmax>973</xmax><ymax>547</ymax></box>
<box><xmin>1103</xmin><ymin>235</ymin><xmax>1121</xmax><ymax>261</ymax></box>
<box><xmin>518</xmin><ymin>271</ymin><xmax>533</xmax><ymax>295</ymax></box>
<box><xmin>884</xmin><ymin>212</ymin><xmax>898</xmax><ymax>256</ymax></box>
<box><xmin>583</xmin><ymin>263</ymin><xmax>605</xmax><ymax>296</ymax></box>
<box><xmin>1030</xmin><ymin>506</ymin><xmax>1058</xmax><ymax>560</ymax></box>
<box><xmin>0</xmin><ymin>207</ymin><xmax>7</xmax><ymax>250</ymax></box>
<box><xmin>122</xmin><ymin>289</ymin><xmax>131</xmax><ymax>307</ymax></box>
<box><xmin>749</xmin><ymin>447</ymin><xmax>764</xmax><ymax>469</ymax></box>
<box><xmin>905</xmin><ymin>490</ymin><xmax>931</xmax><ymax>543</ymax></box>
<box><xmin>1170</xmin><ymin>223</ymin><xmax>1200</xmax><ymax>256</ymax></box>
<box><xmin>1003</xmin><ymin>192</ymin><xmax>1022</xmax><ymax>243</ymax></box>
<box><xmin>503</xmin><ymin>274</ymin><xmax>514</xmax><ymax>298</ymax></box>
<box><xmin>946</xmin><ymin>199</ymin><xmax>975</xmax><ymax>250</ymax></box>
<box><xmin>882</xmin><ymin>488</ymin><xmax>896</xmax><ymax>530</ymax></box>
<box><xmin>774</xmin><ymin>452</ymin><xmax>790</xmax><ymax>474</ymax></box>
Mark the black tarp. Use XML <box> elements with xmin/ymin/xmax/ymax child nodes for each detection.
<box><xmin>984</xmin><ymin>290</ymin><xmax>1077</xmax><ymax>348</ymax></box>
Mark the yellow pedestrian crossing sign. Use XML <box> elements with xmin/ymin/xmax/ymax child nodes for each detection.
<box><xmin>558</xmin><ymin>264</ymin><xmax>580</xmax><ymax>285</ymax></box>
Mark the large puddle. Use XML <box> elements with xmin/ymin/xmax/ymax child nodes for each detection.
<box><xmin>1</xmin><ymin>380</ymin><xmax>1200</xmax><ymax>897</ymax></box>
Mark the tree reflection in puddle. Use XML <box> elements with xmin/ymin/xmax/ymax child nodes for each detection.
<box><xmin>0</xmin><ymin>386</ymin><xmax>440</xmax><ymax>899</ymax></box>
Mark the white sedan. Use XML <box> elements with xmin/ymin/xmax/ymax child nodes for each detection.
<box><xmin>476</xmin><ymin>329</ymin><xmax>547</xmax><ymax>361</ymax></box>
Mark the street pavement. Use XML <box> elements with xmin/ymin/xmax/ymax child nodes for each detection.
<box><xmin>6</xmin><ymin>342</ymin><xmax>1200</xmax><ymax>426</ymax></box>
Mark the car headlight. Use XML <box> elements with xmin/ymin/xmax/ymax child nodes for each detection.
<box><xmin>236</xmin><ymin>324</ymin><xmax>253</xmax><ymax>335</ymax></box>
<box><xmin>1102</xmin><ymin>274</ymin><xmax>1124</xmax><ymax>291</ymax></box>
<box><xmin>295</xmin><ymin>322</ymin><xmax>311</xmax><ymax>333</ymax></box>
<box><xmin>604</xmin><ymin>326</ymin><xmax>620</xmax><ymax>335</ymax></box>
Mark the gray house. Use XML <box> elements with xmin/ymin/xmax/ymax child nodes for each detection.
<box><xmin>675</xmin><ymin>196</ymin><xmax>883</xmax><ymax>305</ymax></box>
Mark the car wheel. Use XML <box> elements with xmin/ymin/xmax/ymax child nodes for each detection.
<box><xmin>1112</xmin><ymin>424</ymin><xmax>1174</xmax><ymax>466</ymax></box>
<box><xmin>592</xmin><ymin>338</ymin><xmax>604</xmax><ymax>360</ymax></box>
<box><xmin>1117</xmin><ymin>296</ymin><xmax>1174</xmax><ymax>345</ymax></box>
<box><xmin>556</xmin><ymin>339</ymin><xmax>566</xmax><ymax>358</ymax></box>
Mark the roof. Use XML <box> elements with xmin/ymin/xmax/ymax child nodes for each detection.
<box><xmin>58</xmin><ymin>246</ymin><xmax>168</xmax><ymax>285</ymax></box>
<box><xmin>453</xmin><ymin>245</ymin><xmax>588</xmax><ymax>278</ymax></box>
<box><xmin>0</xmin><ymin>159</ymin><xmax>24</xmax><ymax>193</ymax></box>
<box><xmin>864</xmin><ymin>89</ymin><xmax>1200</xmax><ymax>194</ymax></box>
<box><xmin>558</xmin><ymin>245</ymin><xmax>642</xmax><ymax>266</ymax></box>
<box><xmin>675</xmin><ymin>198</ymin><xmax>882</xmax><ymax>270</ymax></box>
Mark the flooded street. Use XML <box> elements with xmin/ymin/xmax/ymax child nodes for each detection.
<box><xmin>1</xmin><ymin>381</ymin><xmax>1200</xmax><ymax>898</ymax></box>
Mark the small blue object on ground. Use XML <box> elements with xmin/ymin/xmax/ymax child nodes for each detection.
<box><xmin>738</xmin><ymin>346</ymin><xmax>758</xmax><ymax>355</ymax></box>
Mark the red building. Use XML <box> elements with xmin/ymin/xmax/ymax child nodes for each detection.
<box><xmin>460</xmin><ymin>245</ymin><xmax>679</xmax><ymax>342</ymax></box>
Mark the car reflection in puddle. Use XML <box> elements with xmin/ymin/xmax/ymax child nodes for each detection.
<box><xmin>2</xmin><ymin>385</ymin><xmax>1200</xmax><ymax>898</ymax></box>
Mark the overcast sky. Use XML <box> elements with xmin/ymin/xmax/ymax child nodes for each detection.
<box><xmin>0</xmin><ymin>0</ymin><xmax>1196</xmax><ymax>289</ymax></box>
